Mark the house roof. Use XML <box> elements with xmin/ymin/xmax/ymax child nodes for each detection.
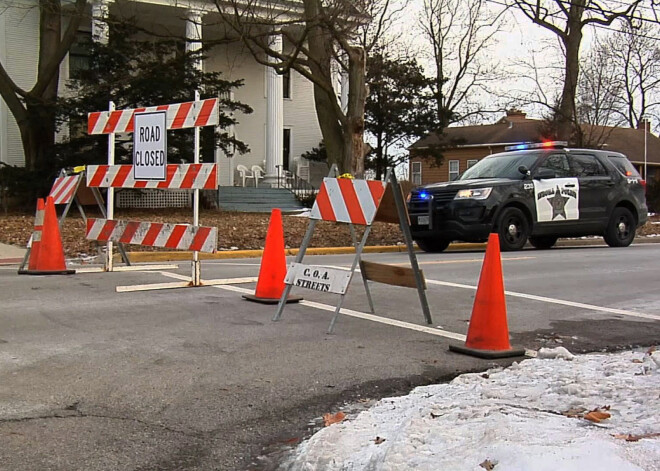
<box><xmin>411</xmin><ymin>113</ymin><xmax>660</xmax><ymax>165</ymax></box>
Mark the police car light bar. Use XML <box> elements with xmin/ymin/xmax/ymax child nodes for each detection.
<box><xmin>504</xmin><ymin>141</ymin><xmax>568</xmax><ymax>151</ymax></box>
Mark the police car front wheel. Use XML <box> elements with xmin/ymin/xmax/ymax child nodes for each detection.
<box><xmin>415</xmin><ymin>238</ymin><xmax>451</xmax><ymax>253</ymax></box>
<box><xmin>496</xmin><ymin>207</ymin><xmax>530</xmax><ymax>251</ymax></box>
<box><xmin>604</xmin><ymin>207</ymin><xmax>636</xmax><ymax>248</ymax></box>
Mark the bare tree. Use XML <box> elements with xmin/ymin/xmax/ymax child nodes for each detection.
<box><xmin>419</xmin><ymin>0</ymin><xmax>508</xmax><ymax>128</ymax></box>
<box><xmin>605</xmin><ymin>21</ymin><xmax>660</xmax><ymax>130</ymax></box>
<box><xmin>507</xmin><ymin>0</ymin><xmax>643</xmax><ymax>144</ymax></box>
<box><xmin>213</xmin><ymin>0</ymin><xmax>402</xmax><ymax>176</ymax></box>
<box><xmin>0</xmin><ymin>0</ymin><xmax>88</xmax><ymax>171</ymax></box>
<box><xmin>576</xmin><ymin>36</ymin><xmax>626</xmax><ymax>146</ymax></box>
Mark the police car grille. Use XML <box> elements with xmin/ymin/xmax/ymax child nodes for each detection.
<box><xmin>430</xmin><ymin>189</ymin><xmax>458</xmax><ymax>204</ymax></box>
<box><xmin>409</xmin><ymin>189</ymin><xmax>457</xmax><ymax>211</ymax></box>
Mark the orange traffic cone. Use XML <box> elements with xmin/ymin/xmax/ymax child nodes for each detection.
<box><xmin>449</xmin><ymin>233</ymin><xmax>524</xmax><ymax>358</ymax></box>
<box><xmin>243</xmin><ymin>209</ymin><xmax>301</xmax><ymax>304</ymax></box>
<box><xmin>19</xmin><ymin>196</ymin><xmax>75</xmax><ymax>275</ymax></box>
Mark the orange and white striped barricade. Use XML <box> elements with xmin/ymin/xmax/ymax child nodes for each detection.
<box><xmin>273</xmin><ymin>167</ymin><xmax>433</xmax><ymax>334</ymax></box>
<box><xmin>86</xmin><ymin>219</ymin><xmax>217</xmax><ymax>253</ymax></box>
<box><xmin>87</xmin><ymin>94</ymin><xmax>235</xmax><ymax>290</ymax></box>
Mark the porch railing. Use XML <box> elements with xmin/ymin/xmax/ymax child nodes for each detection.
<box><xmin>275</xmin><ymin>165</ymin><xmax>317</xmax><ymax>205</ymax></box>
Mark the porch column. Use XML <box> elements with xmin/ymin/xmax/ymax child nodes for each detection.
<box><xmin>264</xmin><ymin>33</ymin><xmax>284</xmax><ymax>187</ymax></box>
<box><xmin>185</xmin><ymin>9</ymin><xmax>203</xmax><ymax>70</ymax></box>
<box><xmin>92</xmin><ymin>0</ymin><xmax>111</xmax><ymax>44</ymax></box>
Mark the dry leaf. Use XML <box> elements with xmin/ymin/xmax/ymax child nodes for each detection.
<box><xmin>632</xmin><ymin>359</ymin><xmax>643</xmax><ymax>363</ymax></box>
<box><xmin>647</xmin><ymin>346</ymin><xmax>657</xmax><ymax>355</ymax></box>
<box><xmin>373</xmin><ymin>436</ymin><xmax>386</xmax><ymax>445</ymax></box>
<box><xmin>323</xmin><ymin>411</ymin><xmax>346</xmax><ymax>426</ymax></box>
<box><xmin>584</xmin><ymin>410</ymin><xmax>611</xmax><ymax>423</ymax></box>
<box><xmin>479</xmin><ymin>459</ymin><xmax>497</xmax><ymax>470</ymax></box>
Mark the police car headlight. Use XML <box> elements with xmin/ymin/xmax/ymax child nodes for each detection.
<box><xmin>454</xmin><ymin>188</ymin><xmax>492</xmax><ymax>200</ymax></box>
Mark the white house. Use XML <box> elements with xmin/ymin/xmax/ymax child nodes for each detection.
<box><xmin>0</xmin><ymin>0</ymin><xmax>332</xmax><ymax>187</ymax></box>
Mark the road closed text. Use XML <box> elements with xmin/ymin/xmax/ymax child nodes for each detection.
<box><xmin>133</xmin><ymin>111</ymin><xmax>167</xmax><ymax>180</ymax></box>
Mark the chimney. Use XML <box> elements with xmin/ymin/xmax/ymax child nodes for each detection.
<box><xmin>637</xmin><ymin>119</ymin><xmax>651</xmax><ymax>132</ymax></box>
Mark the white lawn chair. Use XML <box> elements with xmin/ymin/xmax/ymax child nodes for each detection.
<box><xmin>236</xmin><ymin>164</ymin><xmax>254</xmax><ymax>187</ymax></box>
<box><xmin>251</xmin><ymin>165</ymin><xmax>264</xmax><ymax>187</ymax></box>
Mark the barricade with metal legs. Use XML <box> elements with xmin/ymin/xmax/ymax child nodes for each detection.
<box><xmin>273</xmin><ymin>166</ymin><xmax>433</xmax><ymax>334</ymax></box>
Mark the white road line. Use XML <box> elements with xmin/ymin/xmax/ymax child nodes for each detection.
<box><xmin>425</xmin><ymin>279</ymin><xmax>660</xmax><ymax>321</ymax></box>
<box><xmin>394</xmin><ymin>256</ymin><xmax>535</xmax><ymax>266</ymax></box>
<box><xmin>158</xmin><ymin>271</ymin><xmax>467</xmax><ymax>341</ymax></box>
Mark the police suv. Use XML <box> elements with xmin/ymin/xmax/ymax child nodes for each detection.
<box><xmin>408</xmin><ymin>142</ymin><xmax>648</xmax><ymax>252</ymax></box>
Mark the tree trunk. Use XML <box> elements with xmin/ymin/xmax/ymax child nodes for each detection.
<box><xmin>346</xmin><ymin>45</ymin><xmax>367</xmax><ymax>177</ymax></box>
<box><xmin>556</xmin><ymin>0</ymin><xmax>585</xmax><ymax>144</ymax></box>
<box><xmin>18</xmin><ymin>0</ymin><xmax>63</xmax><ymax>171</ymax></box>
<box><xmin>18</xmin><ymin>104</ymin><xmax>56</xmax><ymax>172</ymax></box>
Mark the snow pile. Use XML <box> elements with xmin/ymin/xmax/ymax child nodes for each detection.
<box><xmin>284</xmin><ymin>349</ymin><xmax>660</xmax><ymax>471</ymax></box>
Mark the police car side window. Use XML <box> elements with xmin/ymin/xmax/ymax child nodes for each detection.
<box><xmin>536</xmin><ymin>154</ymin><xmax>571</xmax><ymax>177</ymax></box>
<box><xmin>569</xmin><ymin>154</ymin><xmax>608</xmax><ymax>177</ymax></box>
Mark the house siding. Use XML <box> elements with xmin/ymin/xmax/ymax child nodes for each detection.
<box><xmin>410</xmin><ymin>146</ymin><xmax>507</xmax><ymax>184</ymax></box>
<box><xmin>283</xmin><ymin>70</ymin><xmax>322</xmax><ymax>176</ymax></box>
<box><xmin>1</xmin><ymin>2</ymin><xmax>40</xmax><ymax>166</ymax></box>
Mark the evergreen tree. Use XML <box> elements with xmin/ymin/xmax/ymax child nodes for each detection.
<box><xmin>55</xmin><ymin>20</ymin><xmax>252</xmax><ymax>169</ymax></box>
<box><xmin>365</xmin><ymin>51</ymin><xmax>437</xmax><ymax>180</ymax></box>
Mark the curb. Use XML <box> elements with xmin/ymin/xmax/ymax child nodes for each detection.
<box><xmin>119</xmin><ymin>242</ymin><xmax>486</xmax><ymax>263</ymax></box>
<box><xmin>118</xmin><ymin>236</ymin><xmax>660</xmax><ymax>263</ymax></box>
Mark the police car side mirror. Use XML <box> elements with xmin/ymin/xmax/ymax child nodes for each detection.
<box><xmin>534</xmin><ymin>168</ymin><xmax>556</xmax><ymax>180</ymax></box>
<box><xmin>518</xmin><ymin>166</ymin><xmax>531</xmax><ymax>178</ymax></box>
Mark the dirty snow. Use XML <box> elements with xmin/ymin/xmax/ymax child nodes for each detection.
<box><xmin>283</xmin><ymin>348</ymin><xmax>660</xmax><ymax>471</ymax></box>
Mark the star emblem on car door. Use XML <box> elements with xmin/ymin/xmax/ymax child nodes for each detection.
<box><xmin>548</xmin><ymin>186</ymin><xmax>570</xmax><ymax>220</ymax></box>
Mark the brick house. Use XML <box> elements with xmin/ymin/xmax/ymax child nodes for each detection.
<box><xmin>408</xmin><ymin>110</ymin><xmax>660</xmax><ymax>185</ymax></box>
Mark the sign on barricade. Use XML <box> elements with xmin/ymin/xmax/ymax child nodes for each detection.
<box><xmin>273</xmin><ymin>167</ymin><xmax>433</xmax><ymax>334</ymax></box>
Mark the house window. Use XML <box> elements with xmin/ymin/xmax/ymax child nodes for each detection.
<box><xmin>467</xmin><ymin>159</ymin><xmax>478</xmax><ymax>168</ymax></box>
<box><xmin>411</xmin><ymin>161</ymin><xmax>422</xmax><ymax>185</ymax></box>
<box><xmin>283</xmin><ymin>128</ymin><xmax>291</xmax><ymax>170</ymax></box>
<box><xmin>283</xmin><ymin>69</ymin><xmax>291</xmax><ymax>99</ymax></box>
<box><xmin>449</xmin><ymin>160</ymin><xmax>460</xmax><ymax>180</ymax></box>
<box><xmin>69</xmin><ymin>30</ymin><xmax>92</xmax><ymax>77</ymax></box>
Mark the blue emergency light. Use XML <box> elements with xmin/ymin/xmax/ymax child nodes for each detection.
<box><xmin>504</xmin><ymin>141</ymin><xmax>568</xmax><ymax>151</ymax></box>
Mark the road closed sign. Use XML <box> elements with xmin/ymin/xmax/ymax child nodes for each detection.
<box><xmin>133</xmin><ymin>111</ymin><xmax>166</xmax><ymax>180</ymax></box>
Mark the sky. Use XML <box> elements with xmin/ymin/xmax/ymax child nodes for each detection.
<box><xmin>281</xmin><ymin>348</ymin><xmax>660</xmax><ymax>470</ymax></box>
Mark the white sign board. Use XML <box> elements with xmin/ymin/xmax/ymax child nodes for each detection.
<box><xmin>133</xmin><ymin>111</ymin><xmax>166</xmax><ymax>181</ymax></box>
<box><xmin>285</xmin><ymin>263</ymin><xmax>353</xmax><ymax>295</ymax></box>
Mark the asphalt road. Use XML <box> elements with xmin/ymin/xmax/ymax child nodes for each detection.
<box><xmin>1</xmin><ymin>242</ymin><xmax>659</xmax><ymax>470</ymax></box>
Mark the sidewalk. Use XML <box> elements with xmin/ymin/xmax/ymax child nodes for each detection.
<box><xmin>0</xmin><ymin>243</ymin><xmax>26</xmax><ymax>265</ymax></box>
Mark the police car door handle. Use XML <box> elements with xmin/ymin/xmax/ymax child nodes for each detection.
<box><xmin>565</xmin><ymin>183</ymin><xmax>576</xmax><ymax>188</ymax></box>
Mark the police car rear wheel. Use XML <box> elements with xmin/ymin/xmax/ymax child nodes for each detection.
<box><xmin>497</xmin><ymin>207</ymin><xmax>529</xmax><ymax>251</ymax></box>
<box><xmin>529</xmin><ymin>236</ymin><xmax>558</xmax><ymax>250</ymax></box>
<box><xmin>415</xmin><ymin>238</ymin><xmax>450</xmax><ymax>253</ymax></box>
<box><xmin>604</xmin><ymin>207</ymin><xmax>636</xmax><ymax>247</ymax></box>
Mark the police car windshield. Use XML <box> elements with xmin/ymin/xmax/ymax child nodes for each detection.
<box><xmin>458</xmin><ymin>152</ymin><xmax>540</xmax><ymax>180</ymax></box>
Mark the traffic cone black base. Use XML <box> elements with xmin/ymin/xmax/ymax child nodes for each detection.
<box><xmin>449</xmin><ymin>344</ymin><xmax>525</xmax><ymax>359</ymax></box>
<box><xmin>242</xmin><ymin>294</ymin><xmax>302</xmax><ymax>305</ymax></box>
<box><xmin>18</xmin><ymin>269</ymin><xmax>76</xmax><ymax>276</ymax></box>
